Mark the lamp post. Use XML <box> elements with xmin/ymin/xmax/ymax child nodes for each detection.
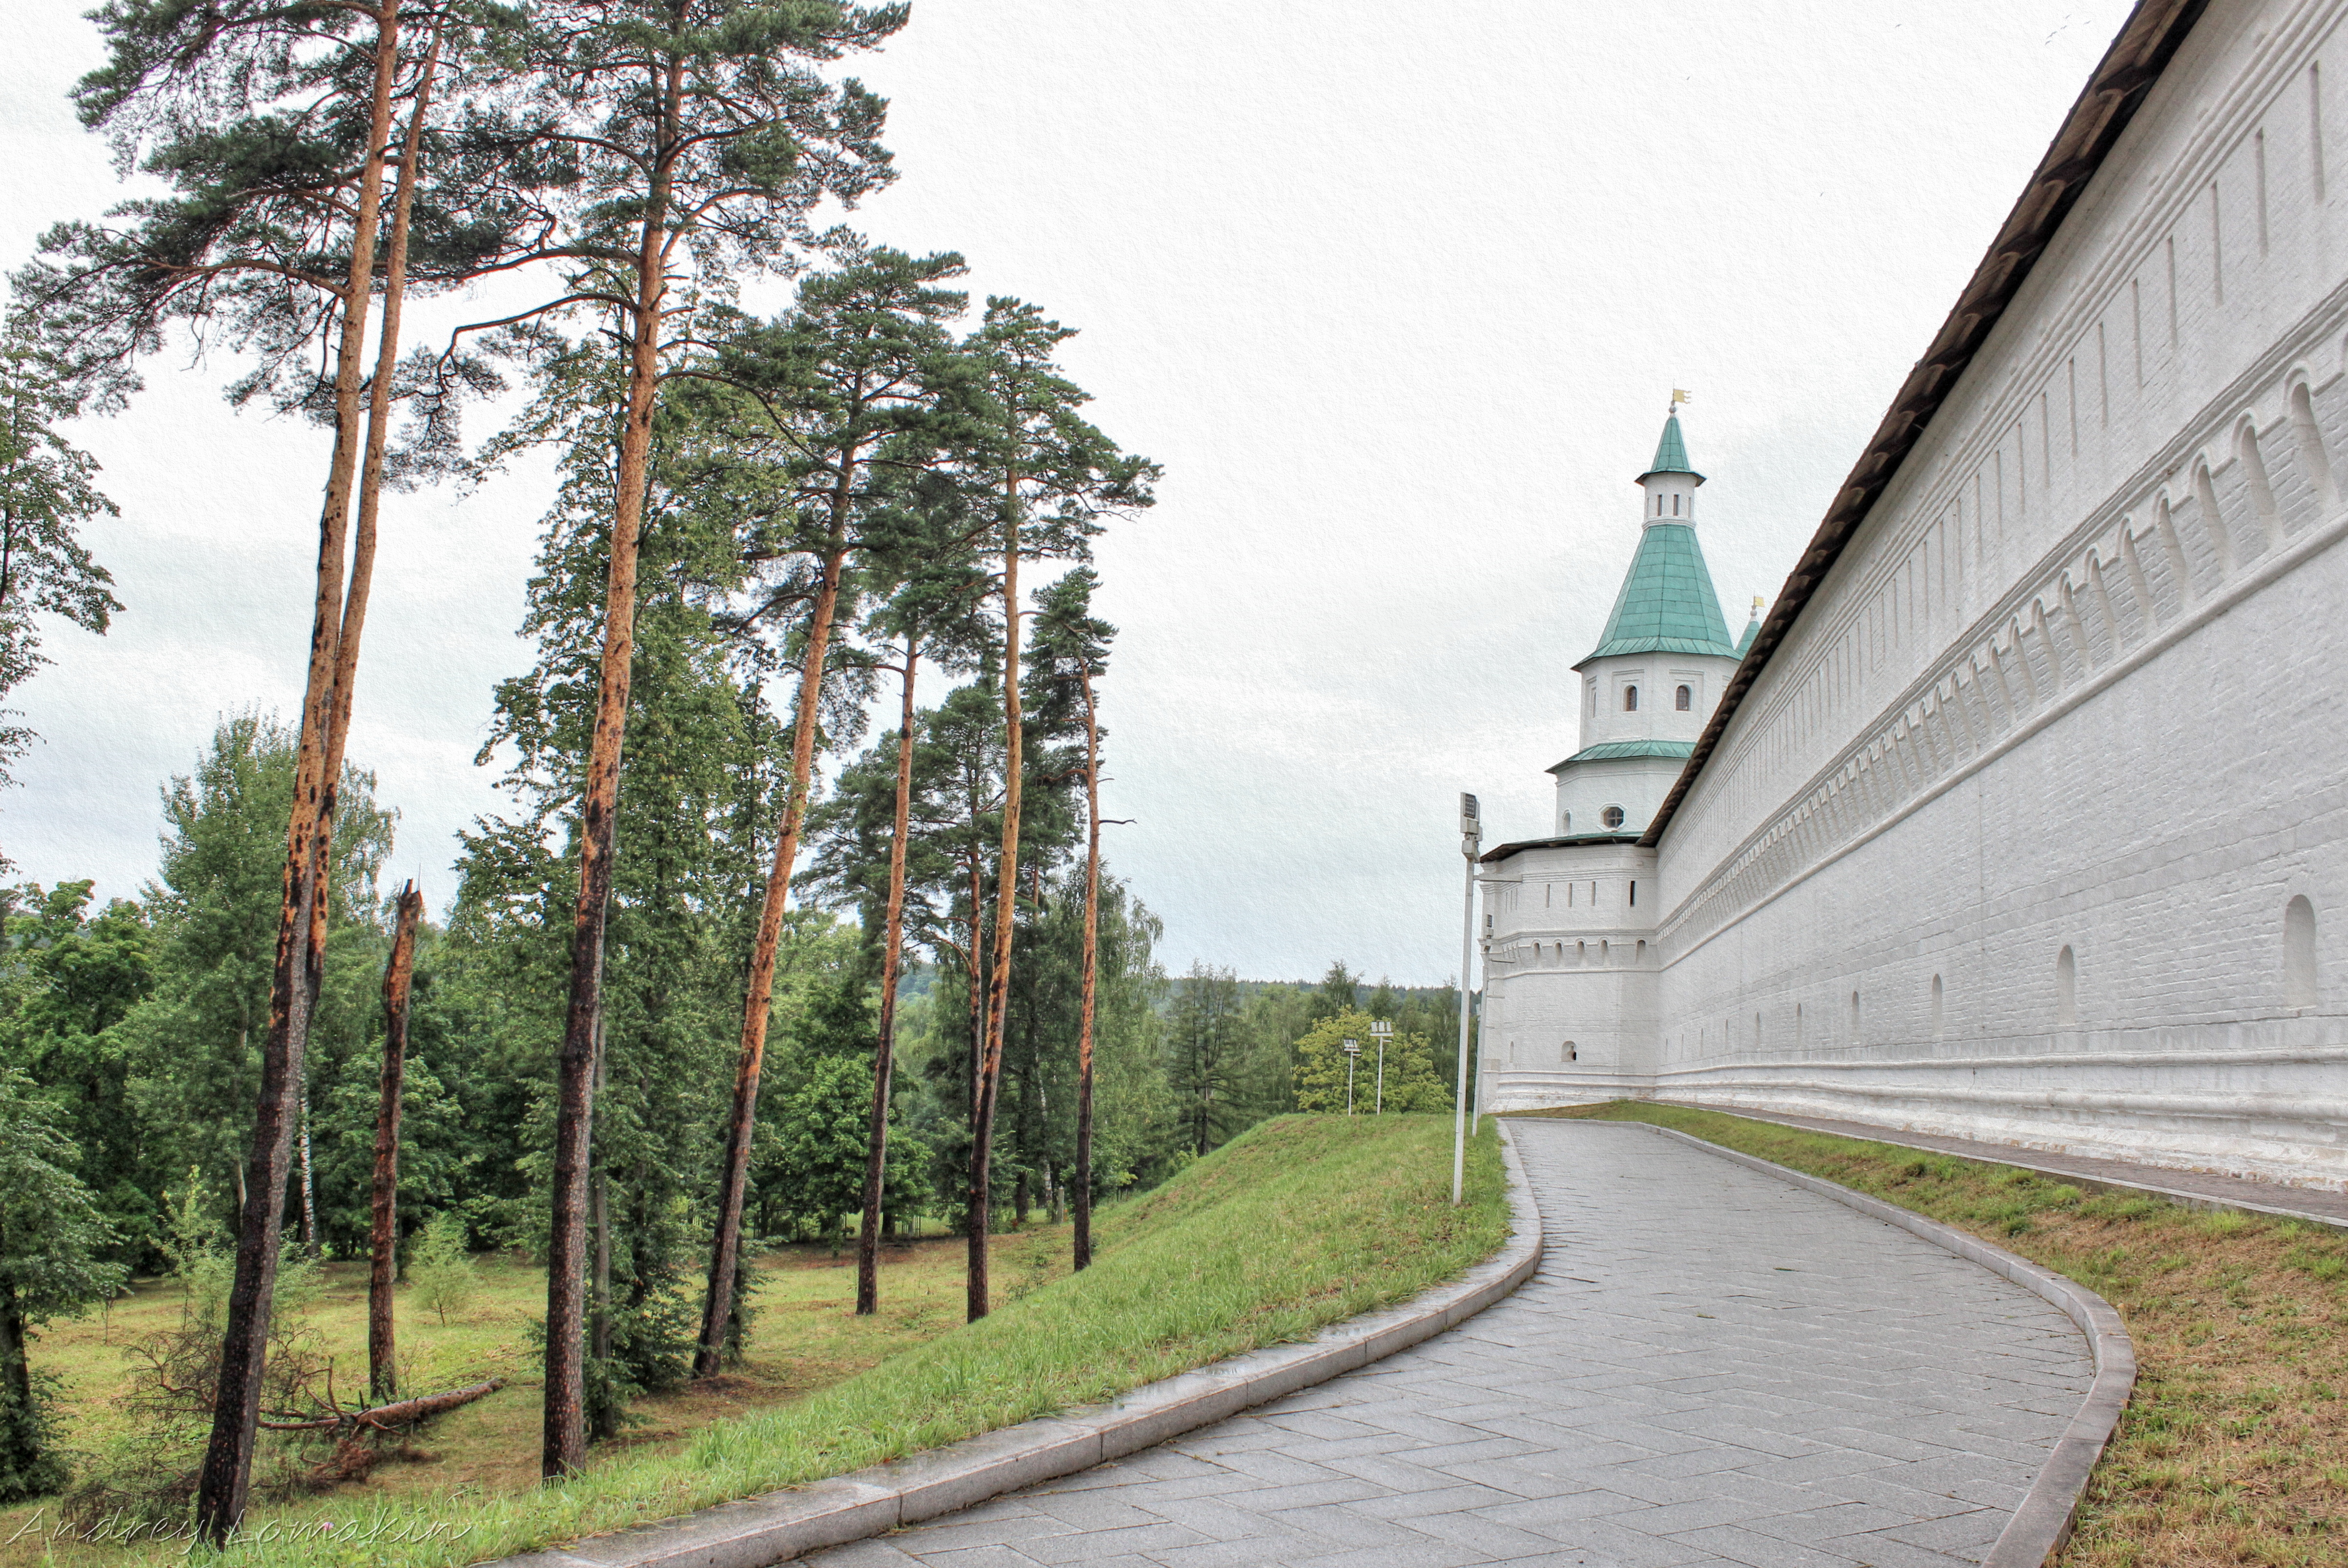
<box><xmin>1370</xmin><ymin>1018</ymin><xmax>1392</xmax><ymax>1114</ymax></box>
<box><xmin>1343</xmin><ymin>1037</ymin><xmax>1360</xmax><ymax>1115</ymax></box>
<box><xmin>1452</xmin><ymin>793</ymin><xmax>1480</xmax><ymax>1205</ymax></box>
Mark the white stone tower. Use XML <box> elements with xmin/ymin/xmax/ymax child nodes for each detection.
<box><xmin>1552</xmin><ymin>408</ymin><xmax>1752</xmax><ymax>838</ymax></box>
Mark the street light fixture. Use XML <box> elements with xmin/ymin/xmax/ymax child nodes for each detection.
<box><xmin>1343</xmin><ymin>1036</ymin><xmax>1361</xmax><ymax>1115</ymax></box>
<box><xmin>1453</xmin><ymin>793</ymin><xmax>1480</xmax><ymax>1205</ymax></box>
<box><xmin>1370</xmin><ymin>1018</ymin><xmax>1392</xmax><ymax>1114</ymax></box>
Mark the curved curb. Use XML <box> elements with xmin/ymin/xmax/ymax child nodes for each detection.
<box><xmin>1635</xmin><ymin>1122</ymin><xmax>2135</xmax><ymax>1568</ymax></box>
<box><xmin>498</xmin><ymin>1122</ymin><xmax>1543</xmax><ymax>1568</ymax></box>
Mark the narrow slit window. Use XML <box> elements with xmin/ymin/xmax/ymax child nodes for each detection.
<box><xmin>1624</xmin><ymin>685</ymin><xmax>1639</xmax><ymax>712</ymax></box>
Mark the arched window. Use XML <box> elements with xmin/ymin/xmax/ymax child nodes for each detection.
<box><xmin>1672</xmin><ymin>493</ymin><xmax>1681</xmax><ymax>516</ymax></box>
<box><xmin>1589</xmin><ymin>683</ymin><xmax>1597</xmax><ymax>715</ymax></box>
<box><xmin>1849</xmin><ymin>990</ymin><xmax>1861</xmax><ymax>1044</ymax></box>
<box><xmin>1601</xmin><ymin>806</ymin><xmax>1625</xmax><ymax>830</ymax></box>
<box><xmin>1930</xmin><ymin>974</ymin><xmax>1944</xmax><ymax>1039</ymax></box>
<box><xmin>1560</xmin><ymin>811</ymin><xmax>1571</xmax><ymax>833</ymax></box>
<box><xmin>1674</xmin><ymin>684</ymin><xmax>1692</xmax><ymax>711</ymax></box>
<box><xmin>2287</xmin><ymin>896</ymin><xmax>2317</xmax><ymax>1007</ymax></box>
<box><xmin>1624</xmin><ymin>685</ymin><xmax>1639</xmax><ymax>712</ymax></box>
<box><xmin>2056</xmin><ymin>946</ymin><xmax>2077</xmax><ymax>1026</ymax></box>
<box><xmin>1561</xmin><ymin>1040</ymin><xmax>1577</xmax><ymax>1063</ymax></box>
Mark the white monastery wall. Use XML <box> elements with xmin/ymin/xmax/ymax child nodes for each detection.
<box><xmin>1490</xmin><ymin>0</ymin><xmax>2348</xmax><ymax>1187</ymax></box>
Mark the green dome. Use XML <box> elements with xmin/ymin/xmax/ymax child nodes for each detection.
<box><xmin>1577</xmin><ymin>522</ymin><xmax>1739</xmax><ymax>664</ymax></box>
<box><xmin>1636</xmin><ymin>412</ymin><xmax>1705</xmax><ymax>485</ymax></box>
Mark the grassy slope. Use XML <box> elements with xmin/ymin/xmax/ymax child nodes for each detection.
<box><xmin>1</xmin><ymin>1232</ymin><xmax>1017</xmax><ymax>1532</ymax></box>
<box><xmin>54</xmin><ymin>1113</ymin><xmax>1505</xmax><ymax>1568</ymax></box>
<box><xmin>1533</xmin><ymin>1102</ymin><xmax>2348</xmax><ymax>1568</ymax></box>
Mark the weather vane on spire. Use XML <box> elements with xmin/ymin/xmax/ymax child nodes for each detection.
<box><xmin>1670</xmin><ymin>387</ymin><xmax>1693</xmax><ymax>415</ymax></box>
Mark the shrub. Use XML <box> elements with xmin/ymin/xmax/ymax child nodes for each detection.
<box><xmin>406</xmin><ymin>1213</ymin><xmax>476</xmax><ymax>1327</ymax></box>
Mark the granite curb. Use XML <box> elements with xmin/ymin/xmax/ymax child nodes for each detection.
<box><xmin>1632</xmin><ymin>1121</ymin><xmax>2136</xmax><ymax>1568</ymax></box>
<box><xmin>491</xmin><ymin>1121</ymin><xmax>1544</xmax><ymax>1568</ymax></box>
<box><xmin>1651</xmin><ymin>1099</ymin><xmax>2348</xmax><ymax>1233</ymax></box>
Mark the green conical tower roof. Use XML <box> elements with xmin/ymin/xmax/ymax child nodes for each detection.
<box><xmin>1636</xmin><ymin>411</ymin><xmax>1705</xmax><ymax>485</ymax></box>
<box><xmin>1577</xmin><ymin>522</ymin><xmax>1739</xmax><ymax>664</ymax></box>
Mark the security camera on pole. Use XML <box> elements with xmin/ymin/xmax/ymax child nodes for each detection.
<box><xmin>1370</xmin><ymin>1018</ymin><xmax>1392</xmax><ymax>1113</ymax></box>
<box><xmin>1452</xmin><ymin>793</ymin><xmax>1480</xmax><ymax>1205</ymax></box>
<box><xmin>1343</xmin><ymin>1037</ymin><xmax>1361</xmax><ymax>1114</ymax></box>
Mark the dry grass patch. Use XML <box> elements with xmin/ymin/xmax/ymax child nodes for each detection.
<box><xmin>1527</xmin><ymin>1102</ymin><xmax>2348</xmax><ymax>1567</ymax></box>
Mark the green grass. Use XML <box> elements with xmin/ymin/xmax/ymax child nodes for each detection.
<box><xmin>1526</xmin><ymin>1102</ymin><xmax>2348</xmax><ymax>1568</ymax></box>
<box><xmin>24</xmin><ymin>1114</ymin><xmax>1507</xmax><ymax>1567</ymax></box>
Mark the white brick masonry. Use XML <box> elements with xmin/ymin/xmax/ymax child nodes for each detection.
<box><xmin>1485</xmin><ymin>0</ymin><xmax>2348</xmax><ymax>1190</ymax></box>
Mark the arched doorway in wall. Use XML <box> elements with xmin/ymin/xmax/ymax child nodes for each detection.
<box><xmin>2287</xmin><ymin>896</ymin><xmax>2317</xmax><ymax>1008</ymax></box>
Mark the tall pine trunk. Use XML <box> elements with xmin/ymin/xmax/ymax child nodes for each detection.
<box><xmin>196</xmin><ymin>4</ymin><xmax>403</xmax><ymax>1540</ymax></box>
<box><xmin>856</xmin><ymin>641</ymin><xmax>920</xmax><ymax>1314</ymax></box>
<box><xmin>306</xmin><ymin>27</ymin><xmax>441</xmax><ymax>1010</ymax></box>
<box><xmin>694</xmin><ymin>525</ymin><xmax>850</xmax><ymax>1378</ymax></box>
<box><xmin>588</xmin><ymin>1012</ymin><xmax>613</xmax><ymax>1440</ymax></box>
<box><xmin>968</xmin><ymin>478</ymin><xmax>1022</xmax><ymax>1323</ymax></box>
<box><xmin>544</xmin><ymin>54</ymin><xmax>679</xmax><ymax>1480</ymax></box>
<box><xmin>369</xmin><ymin>880</ymin><xmax>422</xmax><ymax>1404</ymax></box>
<box><xmin>298</xmin><ymin>1089</ymin><xmax>319</xmax><ymax>1259</ymax></box>
<box><xmin>1073</xmin><ymin>666</ymin><xmax>1102</xmax><ymax>1271</ymax></box>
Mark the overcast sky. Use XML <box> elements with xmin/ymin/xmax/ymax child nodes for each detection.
<box><xmin>2</xmin><ymin>1</ymin><xmax>2135</xmax><ymax>984</ymax></box>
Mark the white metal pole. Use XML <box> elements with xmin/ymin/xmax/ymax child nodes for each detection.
<box><xmin>1375</xmin><ymin>1039</ymin><xmax>1386</xmax><ymax>1114</ymax></box>
<box><xmin>1451</xmin><ymin>794</ymin><xmax>1480</xmax><ymax>1205</ymax></box>
<box><xmin>1474</xmin><ymin>983</ymin><xmax>1489</xmax><ymax>1117</ymax></box>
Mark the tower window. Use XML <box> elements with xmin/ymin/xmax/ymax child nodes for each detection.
<box><xmin>1624</xmin><ymin>685</ymin><xmax>1639</xmax><ymax>712</ymax></box>
<box><xmin>1654</xmin><ymin>494</ymin><xmax>1662</xmax><ymax>515</ymax></box>
<box><xmin>1672</xmin><ymin>493</ymin><xmax>1680</xmax><ymax>515</ymax></box>
<box><xmin>1601</xmin><ymin>806</ymin><xmax>1625</xmax><ymax>830</ymax></box>
<box><xmin>1674</xmin><ymin>684</ymin><xmax>1692</xmax><ymax>711</ymax></box>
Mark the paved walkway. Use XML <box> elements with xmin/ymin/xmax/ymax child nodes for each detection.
<box><xmin>807</xmin><ymin>1120</ymin><xmax>2093</xmax><ymax>1568</ymax></box>
<box><xmin>1673</xmin><ymin>1102</ymin><xmax>2348</xmax><ymax>1229</ymax></box>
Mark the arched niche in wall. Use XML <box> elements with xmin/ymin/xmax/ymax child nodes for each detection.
<box><xmin>2056</xmin><ymin>945</ymin><xmax>2078</xmax><ymax>1027</ymax></box>
<box><xmin>1931</xmin><ymin>973</ymin><xmax>1944</xmax><ymax>1040</ymax></box>
<box><xmin>2288</xmin><ymin>377</ymin><xmax>2338</xmax><ymax>514</ymax></box>
<box><xmin>2287</xmin><ymin>895</ymin><xmax>2318</xmax><ymax>1008</ymax></box>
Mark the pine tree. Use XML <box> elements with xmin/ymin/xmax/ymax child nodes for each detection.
<box><xmin>956</xmin><ymin>300</ymin><xmax>1154</xmax><ymax>1321</ymax></box>
<box><xmin>0</xmin><ymin>1066</ymin><xmax>125</xmax><ymax>1502</ymax></box>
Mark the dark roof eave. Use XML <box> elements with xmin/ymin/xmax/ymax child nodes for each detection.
<box><xmin>1573</xmin><ymin>637</ymin><xmax>1743</xmax><ymax>669</ymax></box>
<box><xmin>1639</xmin><ymin>0</ymin><xmax>2209</xmax><ymax>851</ymax></box>
<box><xmin>1480</xmin><ymin>834</ymin><xmax>1643</xmax><ymax>864</ymax></box>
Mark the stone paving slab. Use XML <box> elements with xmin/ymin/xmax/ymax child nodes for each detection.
<box><xmin>1671</xmin><ymin>1102</ymin><xmax>2348</xmax><ymax>1228</ymax></box>
<box><xmin>802</xmin><ymin>1121</ymin><xmax>2093</xmax><ymax>1568</ymax></box>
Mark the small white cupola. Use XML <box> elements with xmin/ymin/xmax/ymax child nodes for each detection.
<box><xmin>1636</xmin><ymin>401</ymin><xmax>1704</xmax><ymax>525</ymax></box>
